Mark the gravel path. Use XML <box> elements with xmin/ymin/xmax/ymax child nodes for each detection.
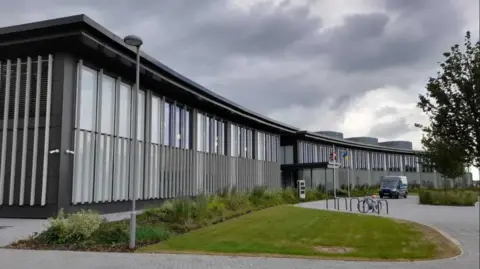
<box><xmin>0</xmin><ymin>196</ymin><xmax>478</xmax><ymax>269</ymax></box>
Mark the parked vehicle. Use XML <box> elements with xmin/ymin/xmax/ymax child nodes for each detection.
<box><xmin>379</xmin><ymin>176</ymin><xmax>408</xmax><ymax>199</ymax></box>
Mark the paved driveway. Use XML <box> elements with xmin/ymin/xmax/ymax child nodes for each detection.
<box><xmin>0</xmin><ymin>196</ymin><xmax>478</xmax><ymax>269</ymax></box>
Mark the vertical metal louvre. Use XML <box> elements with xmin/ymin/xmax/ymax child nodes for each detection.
<box><xmin>0</xmin><ymin>55</ymin><xmax>53</xmax><ymax>206</ymax></box>
<box><xmin>70</xmin><ymin>59</ymin><xmax>286</xmax><ymax>206</ymax></box>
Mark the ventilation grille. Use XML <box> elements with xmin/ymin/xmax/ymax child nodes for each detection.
<box><xmin>0</xmin><ymin>58</ymin><xmax>49</xmax><ymax>119</ymax></box>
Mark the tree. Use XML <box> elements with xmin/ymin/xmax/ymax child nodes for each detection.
<box><xmin>417</xmin><ymin>134</ymin><xmax>466</xmax><ymax>189</ymax></box>
<box><xmin>417</xmin><ymin>31</ymin><xmax>480</xmax><ymax>170</ymax></box>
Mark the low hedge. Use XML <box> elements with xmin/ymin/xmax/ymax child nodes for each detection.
<box><xmin>418</xmin><ymin>189</ymin><xmax>478</xmax><ymax>206</ymax></box>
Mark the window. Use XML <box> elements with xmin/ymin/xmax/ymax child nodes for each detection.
<box><xmin>137</xmin><ymin>91</ymin><xmax>145</xmax><ymax>141</ymax></box>
<box><xmin>242</xmin><ymin>128</ymin><xmax>247</xmax><ymax>158</ymax></box>
<box><xmin>205</xmin><ymin>116</ymin><xmax>210</xmax><ymax>153</ymax></box>
<box><xmin>257</xmin><ymin>132</ymin><xmax>265</xmax><ymax>161</ymax></box>
<box><xmin>100</xmin><ymin>75</ymin><xmax>115</xmax><ymax>134</ymax></box>
<box><xmin>217</xmin><ymin>121</ymin><xmax>224</xmax><ymax>155</ymax></box>
<box><xmin>185</xmin><ymin>109</ymin><xmax>190</xmax><ymax>149</ymax></box>
<box><xmin>272</xmin><ymin>136</ymin><xmax>278</xmax><ymax>162</ymax></box>
<box><xmin>214</xmin><ymin>119</ymin><xmax>219</xmax><ymax>153</ymax></box>
<box><xmin>197</xmin><ymin>113</ymin><xmax>203</xmax><ymax>151</ymax></box>
<box><xmin>78</xmin><ymin>66</ymin><xmax>98</xmax><ymax>131</ymax></box>
<box><xmin>151</xmin><ymin>96</ymin><xmax>161</xmax><ymax>144</ymax></box>
<box><xmin>237</xmin><ymin>126</ymin><xmax>241</xmax><ymax>157</ymax></box>
<box><xmin>118</xmin><ymin>83</ymin><xmax>131</xmax><ymax>138</ymax></box>
<box><xmin>174</xmin><ymin>105</ymin><xmax>180</xmax><ymax>147</ymax></box>
<box><xmin>163</xmin><ymin>102</ymin><xmax>170</xmax><ymax>145</ymax></box>
<box><xmin>230</xmin><ymin>124</ymin><xmax>236</xmax><ymax>156</ymax></box>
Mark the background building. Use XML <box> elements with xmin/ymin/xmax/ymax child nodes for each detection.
<box><xmin>0</xmin><ymin>15</ymin><xmax>473</xmax><ymax>218</ymax></box>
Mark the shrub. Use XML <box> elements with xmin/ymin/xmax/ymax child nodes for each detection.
<box><xmin>42</xmin><ymin>209</ymin><xmax>102</xmax><ymax>244</ymax></box>
<box><xmin>136</xmin><ymin>224</ymin><xmax>172</xmax><ymax>244</ymax></box>
<box><xmin>223</xmin><ymin>193</ymin><xmax>251</xmax><ymax>211</ymax></box>
<box><xmin>165</xmin><ymin>197</ymin><xmax>196</xmax><ymax>224</ymax></box>
<box><xmin>261</xmin><ymin>191</ymin><xmax>284</xmax><ymax>207</ymax></box>
<box><xmin>281</xmin><ymin>187</ymin><xmax>299</xmax><ymax>204</ymax></box>
<box><xmin>305</xmin><ymin>189</ymin><xmax>318</xmax><ymax>201</ymax></box>
<box><xmin>91</xmin><ymin>221</ymin><xmax>129</xmax><ymax>245</ymax></box>
<box><xmin>207</xmin><ymin>195</ymin><xmax>227</xmax><ymax>217</ymax></box>
<box><xmin>137</xmin><ymin>206</ymin><xmax>168</xmax><ymax>224</ymax></box>
<box><xmin>192</xmin><ymin>194</ymin><xmax>210</xmax><ymax>221</ymax></box>
<box><xmin>419</xmin><ymin>190</ymin><xmax>478</xmax><ymax>206</ymax></box>
<box><xmin>249</xmin><ymin>186</ymin><xmax>268</xmax><ymax>206</ymax></box>
<box><xmin>251</xmin><ymin>186</ymin><xmax>267</xmax><ymax>199</ymax></box>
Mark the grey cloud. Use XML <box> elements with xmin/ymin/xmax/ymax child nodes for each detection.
<box><xmin>368</xmin><ymin>117</ymin><xmax>415</xmax><ymax>138</ymax></box>
<box><xmin>375</xmin><ymin>106</ymin><xmax>398</xmax><ymax>118</ymax></box>
<box><xmin>173</xmin><ymin>2</ymin><xmax>321</xmax><ymax>58</ymax></box>
<box><xmin>315</xmin><ymin>0</ymin><xmax>465</xmax><ymax>73</ymax></box>
<box><xmin>0</xmin><ymin>0</ymin><xmax>473</xmax><ymax>132</ymax></box>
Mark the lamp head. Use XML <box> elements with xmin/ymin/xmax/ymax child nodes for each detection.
<box><xmin>123</xmin><ymin>35</ymin><xmax>143</xmax><ymax>47</ymax></box>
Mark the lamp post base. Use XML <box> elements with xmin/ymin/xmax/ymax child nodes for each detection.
<box><xmin>129</xmin><ymin>211</ymin><xmax>136</xmax><ymax>249</ymax></box>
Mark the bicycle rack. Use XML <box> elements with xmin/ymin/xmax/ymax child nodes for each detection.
<box><xmin>357</xmin><ymin>197</ymin><xmax>376</xmax><ymax>214</ymax></box>
<box><xmin>337</xmin><ymin>197</ymin><xmax>348</xmax><ymax>211</ymax></box>
<box><xmin>378</xmin><ymin>199</ymin><xmax>389</xmax><ymax>215</ymax></box>
<box><xmin>325</xmin><ymin>196</ymin><xmax>339</xmax><ymax>210</ymax></box>
<box><xmin>349</xmin><ymin>197</ymin><xmax>360</xmax><ymax>212</ymax></box>
<box><xmin>375</xmin><ymin>201</ymin><xmax>381</xmax><ymax>215</ymax></box>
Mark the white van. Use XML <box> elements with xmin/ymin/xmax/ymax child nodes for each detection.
<box><xmin>379</xmin><ymin>176</ymin><xmax>408</xmax><ymax>199</ymax></box>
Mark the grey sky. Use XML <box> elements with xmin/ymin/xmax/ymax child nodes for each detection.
<box><xmin>0</xmin><ymin>0</ymin><xmax>477</xmax><ymax>147</ymax></box>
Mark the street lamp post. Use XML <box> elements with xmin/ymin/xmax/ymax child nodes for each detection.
<box><xmin>123</xmin><ymin>34</ymin><xmax>143</xmax><ymax>249</ymax></box>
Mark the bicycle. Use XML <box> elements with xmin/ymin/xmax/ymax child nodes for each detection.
<box><xmin>357</xmin><ymin>197</ymin><xmax>382</xmax><ymax>214</ymax></box>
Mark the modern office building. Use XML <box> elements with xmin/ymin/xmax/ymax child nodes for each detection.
<box><xmin>0</xmin><ymin>15</ymin><xmax>472</xmax><ymax>218</ymax></box>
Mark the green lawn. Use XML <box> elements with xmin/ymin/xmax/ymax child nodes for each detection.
<box><xmin>138</xmin><ymin>205</ymin><xmax>458</xmax><ymax>260</ymax></box>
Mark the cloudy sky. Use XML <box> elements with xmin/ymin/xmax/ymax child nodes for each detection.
<box><xmin>1</xmin><ymin>0</ymin><xmax>478</xmax><ymax>179</ymax></box>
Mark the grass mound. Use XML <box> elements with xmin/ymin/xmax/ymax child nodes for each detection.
<box><xmin>139</xmin><ymin>205</ymin><xmax>460</xmax><ymax>260</ymax></box>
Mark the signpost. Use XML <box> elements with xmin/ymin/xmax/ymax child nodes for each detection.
<box><xmin>330</xmin><ymin>145</ymin><xmax>337</xmax><ymax>199</ymax></box>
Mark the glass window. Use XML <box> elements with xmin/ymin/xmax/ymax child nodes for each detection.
<box><xmin>163</xmin><ymin>102</ymin><xmax>170</xmax><ymax>145</ymax></box>
<box><xmin>118</xmin><ymin>83</ymin><xmax>131</xmax><ymax>138</ymax></box>
<box><xmin>256</xmin><ymin>132</ymin><xmax>263</xmax><ymax>161</ymax></box>
<box><xmin>240</xmin><ymin>128</ymin><xmax>244</xmax><ymax>157</ymax></box>
<box><xmin>205</xmin><ymin>116</ymin><xmax>210</xmax><ymax>153</ymax></box>
<box><xmin>137</xmin><ymin>91</ymin><xmax>145</xmax><ymax>141</ymax></box>
<box><xmin>151</xmin><ymin>96</ymin><xmax>160</xmax><ymax>144</ymax></box>
<box><xmin>185</xmin><ymin>109</ymin><xmax>190</xmax><ymax>149</ymax></box>
<box><xmin>249</xmin><ymin>130</ymin><xmax>254</xmax><ymax>159</ymax></box>
<box><xmin>237</xmin><ymin>126</ymin><xmax>241</xmax><ymax>157</ymax></box>
<box><xmin>213</xmin><ymin>119</ymin><xmax>218</xmax><ymax>154</ymax></box>
<box><xmin>270</xmin><ymin>135</ymin><xmax>274</xmax><ymax>162</ymax></box>
<box><xmin>197</xmin><ymin>113</ymin><xmax>203</xmax><ymax>151</ymax></box>
<box><xmin>219</xmin><ymin>120</ymin><xmax>223</xmax><ymax>154</ymax></box>
<box><xmin>78</xmin><ymin>66</ymin><xmax>98</xmax><ymax>131</ymax></box>
<box><xmin>298</xmin><ymin>142</ymin><xmax>303</xmax><ymax>163</ymax></box>
<box><xmin>100</xmin><ymin>75</ymin><xmax>115</xmax><ymax>134</ymax></box>
<box><xmin>217</xmin><ymin>121</ymin><xmax>222</xmax><ymax>154</ymax></box>
<box><xmin>175</xmin><ymin>105</ymin><xmax>180</xmax><ymax>147</ymax></box>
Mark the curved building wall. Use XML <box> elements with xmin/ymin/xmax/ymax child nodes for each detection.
<box><xmin>345</xmin><ymin>137</ymin><xmax>379</xmax><ymax>145</ymax></box>
<box><xmin>1</xmin><ymin>14</ymin><xmax>468</xmax><ymax>219</ymax></box>
<box><xmin>378</xmin><ymin>141</ymin><xmax>413</xmax><ymax>150</ymax></box>
<box><xmin>314</xmin><ymin>131</ymin><xmax>344</xmax><ymax>140</ymax></box>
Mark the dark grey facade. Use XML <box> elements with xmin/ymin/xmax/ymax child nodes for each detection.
<box><xmin>0</xmin><ymin>15</ymin><xmax>473</xmax><ymax>218</ymax></box>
